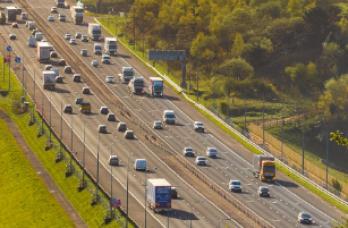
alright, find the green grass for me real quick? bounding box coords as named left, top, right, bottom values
left=276, top=163, right=348, bottom=214
left=96, top=17, right=348, bottom=214
left=0, top=118, right=74, bottom=227
left=0, top=57, right=132, bottom=227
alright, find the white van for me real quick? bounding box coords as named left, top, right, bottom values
left=162, top=110, right=176, bottom=124
left=134, top=159, right=147, bottom=171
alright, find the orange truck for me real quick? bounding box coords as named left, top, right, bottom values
left=253, top=155, right=276, bottom=182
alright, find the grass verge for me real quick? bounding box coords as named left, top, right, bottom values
left=0, top=118, right=74, bottom=227
left=96, top=17, right=348, bottom=214
left=0, top=57, right=131, bottom=227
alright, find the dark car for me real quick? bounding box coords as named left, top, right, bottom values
left=258, top=186, right=270, bottom=197
left=298, top=212, right=313, bottom=224
left=63, top=104, right=73, bottom=114
left=117, top=122, right=127, bottom=132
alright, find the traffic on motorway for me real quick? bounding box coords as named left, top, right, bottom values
left=0, top=1, right=344, bottom=227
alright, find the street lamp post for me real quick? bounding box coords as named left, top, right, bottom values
left=56, top=102, right=64, bottom=163
left=109, top=143, right=114, bottom=218
left=92, top=133, right=100, bottom=205
left=126, top=152, right=130, bottom=228
left=78, top=122, right=87, bottom=191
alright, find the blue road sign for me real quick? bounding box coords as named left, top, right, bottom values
left=148, top=50, right=186, bottom=61
left=15, top=56, right=21, bottom=64
left=6, top=45, right=12, bottom=52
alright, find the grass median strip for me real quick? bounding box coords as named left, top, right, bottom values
left=96, top=17, right=348, bottom=214
left=0, top=118, right=74, bottom=227
left=0, top=57, right=130, bottom=227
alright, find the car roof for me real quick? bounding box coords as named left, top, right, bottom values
left=230, top=179, right=241, bottom=183
left=164, top=110, right=174, bottom=113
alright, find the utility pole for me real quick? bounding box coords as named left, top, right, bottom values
left=109, top=143, right=114, bottom=219
left=302, top=125, right=305, bottom=175
left=262, top=96, right=265, bottom=146
left=144, top=169, right=147, bottom=228
left=92, top=133, right=100, bottom=205
left=126, top=152, right=130, bottom=228
left=48, top=92, right=52, bottom=148
left=56, top=102, right=63, bottom=163
left=244, top=100, right=247, bottom=134
left=195, top=73, right=199, bottom=101
left=33, top=71, right=36, bottom=102
left=8, top=51, right=11, bottom=92
left=39, top=93, right=44, bottom=136
left=325, top=123, right=329, bottom=189
left=78, top=122, right=87, bottom=190
left=280, top=118, right=284, bottom=161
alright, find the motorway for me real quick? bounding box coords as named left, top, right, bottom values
left=0, top=3, right=240, bottom=228
left=2, top=0, right=346, bottom=227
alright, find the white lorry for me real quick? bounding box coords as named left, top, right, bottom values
left=147, top=178, right=172, bottom=212
left=42, top=70, right=56, bottom=90
left=119, top=67, right=135, bottom=83
left=37, top=42, right=53, bottom=63
left=104, top=37, right=117, bottom=55
left=70, top=5, right=83, bottom=25
left=88, top=23, right=102, bottom=41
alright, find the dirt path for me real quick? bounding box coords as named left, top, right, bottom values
left=0, top=110, right=87, bottom=228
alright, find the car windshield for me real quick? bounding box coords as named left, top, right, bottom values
left=124, top=69, right=134, bottom=76
left=185, top=148, right=193, bottom=152
left=263, top=166, right=275, bottom=172
left=165, top=113, right=175, bottom=118
left=198, top=157, right=206, bottom=161
left=195, top=122, right=203, bottom=126
left=209, top=148, right=217, bottom=152
left=301, top=213, right=311, bottom=219
left=153, top=80, right=163, bottom=86
left=231, top=181, right=240, bottom=185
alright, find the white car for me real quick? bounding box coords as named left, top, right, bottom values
left=109, top=155, right=119, bottom=166
left=298, top=212, right=313, bottom=224
left=69, top=38, right=76, bottom=45
left=183, top=147, right=195, bottom=157
left=134, top=159, right=147, bottom=171
left=162, top=110, right=176, bottom=124
left=64, top=33, right=71, bottom=40
left=91, top=59, right=98, bottom=67
left=194, top=121, right=205, bottom=133
left=153, top=120, right=163, bottom=129
left=47, top=15, right=54, bottom=22
left=9, top=33, right=16, bottom=40
left=105, top=75, right=115, bottom=83
left=50, top=7, right=58, bottom=13
left=229, top=179, right=242, bottom=193
left=206, top=147, right=218, bottom=158
left=195, top=156, right=207, bottom=166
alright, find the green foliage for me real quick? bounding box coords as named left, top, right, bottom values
left=332, top=179, right=342, bottom=193
left=318, top=75, right=348, bottom=120
left=330, top=130, right=348, bottom=147
left=216, top=58, right=254, bottom=80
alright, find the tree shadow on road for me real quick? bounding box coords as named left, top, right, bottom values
left=159, top=208, right=198, bottom=221
left=275, top=179, right=299, bottom=188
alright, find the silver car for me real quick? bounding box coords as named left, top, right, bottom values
left=194, top=121, right=205, bottom=133
left=91, top=59, right=98, bottom=67
left=183, top=147, right=195, bottom=157
left=195, top=156, right=207, bottom=166
left=153, top=120, right=163, bottom=129
left=229, top=180, right=242, bottom=193
left=47, top=15, right=54, bottom=22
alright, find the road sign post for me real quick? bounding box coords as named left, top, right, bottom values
left=148, top=50, right=187, bottom=89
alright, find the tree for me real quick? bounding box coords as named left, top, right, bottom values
left=216, top=58, right=254, bottom=80
left=231, top=33, right=245, bottom=57
left=190, top=32, right=218, bottom=70
left=330, top=130, right=348, bottom=147
left=318, top=75, right=348, bottom=120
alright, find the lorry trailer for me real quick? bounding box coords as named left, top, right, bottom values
left=37, top=41, right=53, bottom=63
left=147, top=178, right=172, bottom=212
left=70, top=5, right=83, bottom=25
left=42, top=70, right=56, bottom=90
left=88, top=23, right=102, bottom=41
left=104, top=37, right=117, bottom=55
left=149, top=77, right=164, bottom=97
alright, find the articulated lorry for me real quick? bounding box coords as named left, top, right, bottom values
left=88, top=23, right=102, bottom=41
left=147, top=178, right=171, bottom=212
left=104, top=37, right=117, bottom=55
left=149, top=77, right=164, bottom=97
left=5, top=6, right=21, bottom=22
left=37, top=42, right=53, bottom=63
left=128, top=76, right=145, bottom=94
left=70, top=5, right=83, bottom=25
left=42, top=70, right=56, bottom=90
left=253, top=155, right=276, bottom=182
